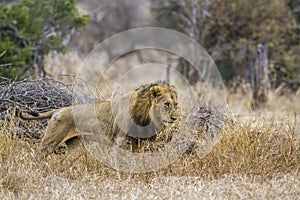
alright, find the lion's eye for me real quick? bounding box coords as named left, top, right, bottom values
left=165, top=102, right=170, bottom=108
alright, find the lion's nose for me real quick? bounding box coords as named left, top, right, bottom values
left=171, top=116, right=177, bottom=121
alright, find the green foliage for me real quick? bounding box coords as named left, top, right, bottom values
left=0, top=0, right=89, bottom=79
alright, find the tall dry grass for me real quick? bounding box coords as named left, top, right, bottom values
left=1, top=94, right=299, bottom=199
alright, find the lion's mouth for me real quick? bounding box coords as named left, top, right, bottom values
left=163, top=120, right=175, bottom=125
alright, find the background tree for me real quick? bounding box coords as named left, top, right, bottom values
left=151, top=0, right=213, bottom=84
left=0, top=0, right=89, bottom=79
left=71, top=0, right=149, bottom=55
left=150, top=0, right=300, bottom=91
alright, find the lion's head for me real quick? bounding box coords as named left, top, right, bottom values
left=129, top=83, right=181, bottom=131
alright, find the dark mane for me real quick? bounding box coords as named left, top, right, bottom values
left=130, top=82, right=172, bottom=126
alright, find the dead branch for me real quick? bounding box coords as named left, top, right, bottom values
left=0, top=76, right=99, bottom=114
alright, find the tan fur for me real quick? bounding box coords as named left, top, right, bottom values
left=17, top=83, right=181, bottom=156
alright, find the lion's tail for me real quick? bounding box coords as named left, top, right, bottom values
left=15, top=107, right=57, bottom=120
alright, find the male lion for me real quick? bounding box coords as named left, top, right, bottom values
left=17, top=83, right=181, bottom=156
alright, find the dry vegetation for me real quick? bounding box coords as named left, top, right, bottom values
left=0, top=51, right=299, bottom=198
left=1, top=52, right=300, bottom=199
left=1, top=0, right=299, bottom=198
left=0, top=89, right=299, bottom=199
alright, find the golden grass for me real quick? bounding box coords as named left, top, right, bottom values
left=2, top=41, right=299, bottom=198
left=1, top=98, right=299, bottom=199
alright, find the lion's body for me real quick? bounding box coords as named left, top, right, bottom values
left=18, top=83, right=181, bottom=156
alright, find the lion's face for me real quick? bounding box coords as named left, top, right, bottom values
left=148, top=85, right=181, bottom=129
left=129, top=83, right=181, bottom=135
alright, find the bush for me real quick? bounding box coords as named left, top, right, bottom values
left=0, top=0, right=89, bottom=79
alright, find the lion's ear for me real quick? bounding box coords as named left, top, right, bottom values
left=150, top=86, right=163, bottom=99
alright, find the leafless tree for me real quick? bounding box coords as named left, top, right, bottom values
left=251, top=44, right=270, bottom=108
left=73, top=0, right=150, bottom=55
left=152, top=0, right=212, bottom=84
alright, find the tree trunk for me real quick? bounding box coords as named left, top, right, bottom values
left=251, top=44, right=270, bottom=108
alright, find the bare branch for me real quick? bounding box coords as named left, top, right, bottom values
left=0, top=77, right=100, bottom=114
left=0, top=50, right=6, bottom=58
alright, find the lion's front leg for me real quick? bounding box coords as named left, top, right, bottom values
left=39, top=111, right=76, bottom=157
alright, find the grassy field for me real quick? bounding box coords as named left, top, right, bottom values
left=0, top=88, right=299, bottom=199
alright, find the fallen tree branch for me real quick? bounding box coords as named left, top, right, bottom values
left=0, top=76, right=98, bottom=113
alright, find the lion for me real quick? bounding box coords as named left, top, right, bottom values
left=17, top=82, right=181, bottom=156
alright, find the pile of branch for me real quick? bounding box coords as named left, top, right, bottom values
left=0, top=77, right=73, bottom=113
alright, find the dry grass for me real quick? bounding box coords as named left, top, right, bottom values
left=1, top=91, right=299, bottom=199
